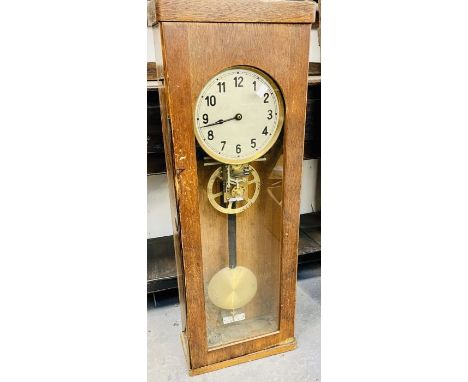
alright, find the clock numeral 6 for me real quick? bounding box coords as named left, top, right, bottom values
left=205, top=95, right=216, bottom=107
left=208, top=130, right=214, bottom=140
left=236, top=144, right=242, bottom=154
left=251, top=138, right=257, bottom=148
left=202, top=113, right=209, bottom=124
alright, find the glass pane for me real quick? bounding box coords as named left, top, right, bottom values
left=197, top=137, right=283, bottom=348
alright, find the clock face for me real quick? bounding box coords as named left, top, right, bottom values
left=194, top=66, right=284, bottom=164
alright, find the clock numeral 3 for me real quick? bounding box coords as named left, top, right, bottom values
left=267, top=110, right=273, bottom=120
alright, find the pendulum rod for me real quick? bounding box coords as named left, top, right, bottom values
left=228, top=203, right=237, bottom=269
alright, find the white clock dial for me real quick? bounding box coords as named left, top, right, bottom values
left=194, top=66, right=284, bottom=164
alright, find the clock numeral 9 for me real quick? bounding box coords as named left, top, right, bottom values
left=217, top=82, right=225, bottom=93
left=251, top=138, right=257, bottom=148
left=236, top=144, right=242, bottom=154
left=202, top=113, right=209, bottom=124
left=263, top=93, right=269, bottom=103
left=205, top=95, right=216, bottom=107
left=234, top=76, right=244, bottom=88
left=208, top=130, right=214, bottom=140
left=267, top=110, right=273, bottom=120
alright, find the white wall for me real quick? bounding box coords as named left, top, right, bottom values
left=300, top=159, right=320, bottom=214
left=309, top=29, right=321, bottom=62
left=147, top=27, right=163, bottom=64
left=147, top=175, right=173, bottom=238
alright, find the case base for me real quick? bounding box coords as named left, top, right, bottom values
left=180, top=332, right=297, bottom=376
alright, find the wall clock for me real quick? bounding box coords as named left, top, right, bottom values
left=194, top=66, right=284, bottom=165
left=148, top=0, right=316, bottom=375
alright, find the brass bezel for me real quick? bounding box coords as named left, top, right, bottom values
left=194, top=65, right=285, bottom=165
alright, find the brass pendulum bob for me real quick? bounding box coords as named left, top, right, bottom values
left=208, top=201, right=258, bottom=310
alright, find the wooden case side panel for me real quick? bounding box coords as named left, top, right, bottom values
left=278, top=25, right=311, bottom=342
left=157, top=85, right=187, bottom=331
left=156, top=0, right=316, bottom=24
left=159, top=23, right=208, bottom=369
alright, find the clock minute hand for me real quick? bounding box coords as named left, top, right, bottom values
left=202, top=113, right=242, bottom=128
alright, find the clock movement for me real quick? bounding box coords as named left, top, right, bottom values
left=148, top=0, right=316, bottom=375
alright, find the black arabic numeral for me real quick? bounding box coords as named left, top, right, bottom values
left=263, top=93, right=270, bottom=103
left=262, top=126, right=268, bottom=135
left=253, top=80, right=257, bottom=91
left=267, top=110, right=273, bottom=120
left=221, top=141, right=226, bottom=151
left=234, top=76, right=244, bottom=87
left=217, top=82, right=225, bottom=93
left=202, top=113, right=208, bottom=124
left=205, top=95, right=216, bottom=107
left=236, top=144, right=242, bottom=154
left=251, top=138, right=257, bottom=148
left=208, top=130, right=214, bottom=140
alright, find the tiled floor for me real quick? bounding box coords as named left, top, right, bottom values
left=147, top=262, right=321, bottom=381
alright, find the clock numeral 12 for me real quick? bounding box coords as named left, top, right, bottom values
left=234, top=76, right=244, bottom=87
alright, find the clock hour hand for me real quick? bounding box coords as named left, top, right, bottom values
left=202, top=113, right=242, bottom=128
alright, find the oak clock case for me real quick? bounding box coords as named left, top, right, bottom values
left=194, top=66, right=285, bottom=348
left=151, top=0, right=315, bottom=374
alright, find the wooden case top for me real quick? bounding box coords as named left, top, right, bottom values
left=150, top=0, right=317, bottom=24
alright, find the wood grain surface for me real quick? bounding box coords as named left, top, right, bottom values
left=158, top=84, right=188, bottom=331
left=156, top=0, right=316, bottom=24
left=183, top=332, right=297, bottom=376
left=158, top=20, right=310, bottom=370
